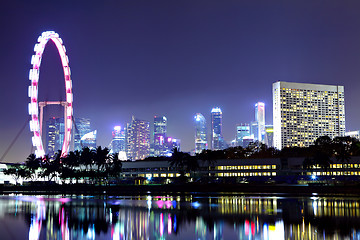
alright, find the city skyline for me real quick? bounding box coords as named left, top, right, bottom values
left=1, top=1, right=360, bottom=162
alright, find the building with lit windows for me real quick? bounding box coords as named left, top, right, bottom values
left=80, top=130, right=97, bottom=149
left=195, top=113, right=207, bottom=154
left=273, top=81, right=345, bottom=149
left=211, top=107, right=225, bottom=150
left=45, top=117, right=64, bottom=156
left=110, top=126, right=126, bottom=154
left=73, top=118, right=92, bottom=151
left=236, top=124, right=250, bottom=147
left=255, top=102, right=265, bottom=142
left=126, top=116, right=150, bottom=160
left=153, top=116, right=167, bottom=156
left=264, top=125, right=274, bottom=147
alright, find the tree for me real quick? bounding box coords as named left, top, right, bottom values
left=3, top=164, right=29, bottom=184
left=25, top=153, right=42, bottom=181
left=93, top=146, right=110, bottom=185
left=333, top=136, right=352, bottom=163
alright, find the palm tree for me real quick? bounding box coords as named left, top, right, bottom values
left=25, top=153, right=42, bottom=181
left=93, top=146, right=110, bottom=185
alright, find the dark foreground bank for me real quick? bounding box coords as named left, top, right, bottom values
left=1, top=183, right=360, bottom=196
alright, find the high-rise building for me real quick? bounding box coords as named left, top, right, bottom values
left=211, top=107, right=224, bottom=150
left=250, top=121, right=258, bottom=141
left=194, top=113, right=207, bottom=154
left=153, top=116, right=167, bottom=156
left=45, top=117, right=64, bottom=156
left=264, top=125, right=274, bottom=147
left=273, top=81, right=345, bottom=149
left=126, top=116, right=150, bottom=160
left=236, top=124, right=250, bottom=147
left=81, top=130, right=97, bottom=149
left=255, top=102, right=265, bottom=142
left=110, top=125, right=126, bottom=154
left=164, top=137, right=181, bottom=156
left=73, top=118, right=92, bottom=151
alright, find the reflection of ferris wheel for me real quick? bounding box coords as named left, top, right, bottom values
left=28, top=31, right=73, bottom=158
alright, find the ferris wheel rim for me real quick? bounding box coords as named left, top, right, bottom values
left=28, top=31, right=73, bottom=158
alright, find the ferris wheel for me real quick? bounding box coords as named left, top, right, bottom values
left=28, top=31, right=73, bottom=158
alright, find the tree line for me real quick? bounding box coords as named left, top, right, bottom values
left=4, top=146, right=122, bottom=185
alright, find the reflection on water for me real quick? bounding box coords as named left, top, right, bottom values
left=0, top=194, right=360, bottom=239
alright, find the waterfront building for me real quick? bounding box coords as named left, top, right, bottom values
left=194, top=113, right=207, bottom=154
left=110, top=125, right=126, bottom=154
left=255, top=102, right=265, bottom=142
left=153, top=116, right=167, bottom=157
left=236, top=124, right=250, bottom=147
left=120, top=156, right=360, bottom=181
left=73, top=118, right=92, bottom=151
left=126, top=116, right=150, bottom=160
left=273, top=81, right=345, bottom=149
left=211, top=107, right=225, bottom=150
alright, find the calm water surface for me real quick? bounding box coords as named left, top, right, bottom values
left=0, top=193, right=359, bottom=239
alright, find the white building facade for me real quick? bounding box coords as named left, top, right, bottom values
left=273, top=81, right=345, bottom=149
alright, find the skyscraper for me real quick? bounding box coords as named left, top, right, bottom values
left=110, top=125, right=126, bottom=154
left=45, top=117, right=64, bottom=156
left=81, top=130, right=97, bottom=149
left=194, top=113, right=207, bottom=154
left=211, top=107, right=224, bottom=150
left=236, top=124, right=250, bottom=147
left=73, top=118, right=92, bottom=151
left=153, top=115, right=167, bottom=156
left=255, top=102, right=265, bottom=142
left=273, top=81, right=345, bottom=149
left=126, top=116, right=150, bottom=160
left=264, top=125, right=274, bottom=147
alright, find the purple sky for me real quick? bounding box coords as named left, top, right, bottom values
left=1, top=1, right=360, bottom=163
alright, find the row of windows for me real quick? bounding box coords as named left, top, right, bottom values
left=216, top=165, right=277, bottom=170
left=308, top=171, right=360, bottom=176
left=217, top=172, right=276, bottom=177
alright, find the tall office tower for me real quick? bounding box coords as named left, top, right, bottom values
left=164, top=137, right=181, bottom=155
left=236, top=124, right=250, bottom=147
left=211, top=107, right=224, bottom=150
left=153, top=116, right=167, bottom=156
left=81, top=130, right=97, bottom=149
left=45, top=117, right=64, bottom=156
left=73, top=118, right=91, bottom=151
left=126, top=116, right=150, bottom=160
left=264, top=125, right=274, bottom=147
left=273, top=81, right=345, bottom=149
left=194, top=113, right=207, bottom=154
left=110, top=126, right=126, bottom=153
left=250, top=121, right=259, bottom=141
left=255, top=102, right=266, bottom=142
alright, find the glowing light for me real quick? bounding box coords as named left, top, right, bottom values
left=311, top=175, right=317, bottom=180
left=28, top=31, right=73, bottom=158
left=211, top=107, right=222, bottom=113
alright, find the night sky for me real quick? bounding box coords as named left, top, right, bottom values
left=1, top=0, right=360, bottom=163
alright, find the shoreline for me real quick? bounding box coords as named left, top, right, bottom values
left=1, top=183, right=360, bottom=196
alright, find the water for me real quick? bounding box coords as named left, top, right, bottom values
left=0, top=193, right=360, bottom=239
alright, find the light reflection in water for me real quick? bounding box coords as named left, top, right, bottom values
left=0, top=195, right=359, bottom=239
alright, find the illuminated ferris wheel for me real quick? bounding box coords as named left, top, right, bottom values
left=28, top=31, right=73, bottom=158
